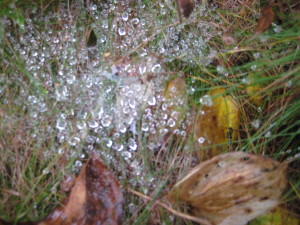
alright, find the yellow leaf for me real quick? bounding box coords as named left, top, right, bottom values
left=249, top=207, right=300, bottom=225
left=194, top=87, right=239, bottom=161
left=245, top=74, right=263, bottom=105
left=163, top=77, right=188, bottom=129
left=168, top=152, right=288, bottom=225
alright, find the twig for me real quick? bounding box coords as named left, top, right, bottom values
left=128, top=188, right=212, bottom=225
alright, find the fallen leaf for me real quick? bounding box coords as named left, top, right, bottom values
left=39, top=153, right=123, bottom=225
left=178, top=0, right=195, bottom=18
left=222, top=34, right=235, bottom=46
left=164, top=77, right=188, bottom=127
left=249, top=207, right=300, bottom=225
left=169, top=152, right=287, bottom=225
left=255, top=5, right=275, bottom=35
left=194, top=87, right=239, bottom=161
left=245, top=74, right=263, bottom=105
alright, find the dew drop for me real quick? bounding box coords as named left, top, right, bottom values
left=74, top=160, right=82, bottom=168
left=42, top=169, right=50, bottom=175
left=118, top=123, right=127, bottom=133
left=101, top=115, right=112, bottom=127
left=68, top=136, right=80, bottom=146
left=122, top=151, right=132, bottom=160
left=128, top=138, right=137, bottom=151
left=200, top=95, right=213, bottom=107
left=115, top=143, right=124, bottom=152
left=122, top=12, right=129, bottom=21
left=88, top=120, right=99, bottom=129
left=104, top=138, right=113, bottom=148
left=148, top=96, right=156, bottom=106
left=251, top=119, right=260, bottom=129
left=56, top=118, right=67, bottom=131
left=198, top=137, right=206, bottom=144
left=167, top=118, right=176, bottom=127
left=151, top=64, right=161, bottom=73
left=118, top=27, right=126, bottom=36
left=141, top=122, right=149, bottom=132
left=132, top=18, right=139, bottom=24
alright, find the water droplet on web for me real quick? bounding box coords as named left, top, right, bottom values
left=115, top=143, right=124, bottom=152
left=162, top=103, right=167, bottom=111
left=148, top=96, right=156, bottom=106
left=159, top=47, right=165, bottom=53
left=142, top=122, right=149, bottom=132
left=251, top=64, right=257, bottom=71
left=173, top=129, right=180, bottom=135
left=253, top=52, right=260, bottom=59
left=74, top=160, right=82, bottom=168
left=57, top=148, right=64, bottom=154
left=251, top=119, right=260, bottom=129
left=122, top=151, right=132, bottom=160
left=180, top=130, right=186, bottom=137
left=101, top=115, right=112, bottom=127
left=118, top=27, right=126, bottom=36
left=122, top=12, right=129, bottom=21
left=128, top=138, right=137, bottom=151
left=150, top=127, right=156, bottom=134
left=160, top=128, right=169, bottom=135
left=198, top=137, right=206, bottom=144
left=285, top=80, right=292, bottom=88
left=217, top=161, right=226, bottom=168
left=88, top=120, right=99, bottom=129
left=104, top=138, right=113, bottom=148
left=132, top=18, right=139, bottom=24
left=217, top=65, right=225, bottom=75
left=42, top=169, right=50, bottom=175
left=129, top=99, right=136, bottom=109
left=167, top=118, right=176, bottom=127
left=151, top=64, right=161, bottom=73
left=69, top=136, right=80, bottom=146
left=265, top=131, right=271, bottom=138
left=200, top=95, right=213, bottom=107
left=139, top=65, right=147, bottom=74
left=123, top=106, right=130, bottom=114
left=118, top=123, right=127, bottom=133
left=56, top=118, right=67, bottom=131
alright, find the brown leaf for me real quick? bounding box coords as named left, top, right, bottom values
left=255, top=5, right=275, bottom=35
left=39, top=153, right=123, bottom=225
left=169, top=152, right=287, bottom=225
left=179, top=0, right=195, bottom=18
left=221, top=34, right=235, bottom=46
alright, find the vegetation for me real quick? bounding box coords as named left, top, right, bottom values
left=0, top=0, right=299, bottom=224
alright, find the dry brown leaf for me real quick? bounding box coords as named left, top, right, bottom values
left=178, top=0, right=195, bottom=18
left=255, top=5, right=275, bottom=35
left=39, top=153, right=123, bottom=225
left=222, top=34, right=235, bottom=46
left=169, top=152, right=287, bottom=225
left=194, top=87, right=239, bottom=161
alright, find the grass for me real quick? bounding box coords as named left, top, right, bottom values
left=0, top=0, right=299, bottom=224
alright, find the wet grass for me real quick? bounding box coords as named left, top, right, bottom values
left=0, top=0, right=300, bottom=224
